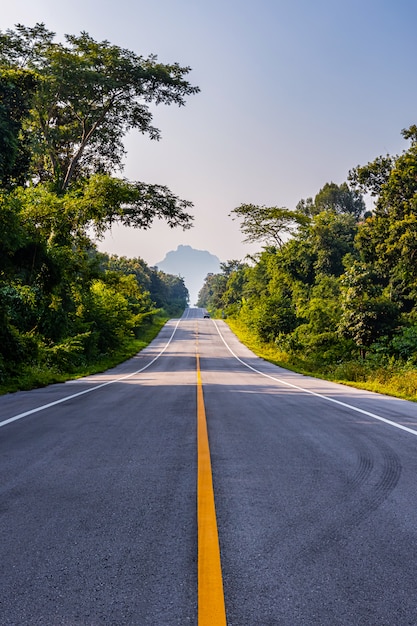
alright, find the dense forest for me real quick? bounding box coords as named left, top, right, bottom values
left=198, top=127, right=417, bottom=399
left=0, top=24, right=197, bottom=391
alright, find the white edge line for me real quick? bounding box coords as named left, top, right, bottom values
left=212, top=320, right=417, bottom=438
left=0, top=318, right=182, bottom=429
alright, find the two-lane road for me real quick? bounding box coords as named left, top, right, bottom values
left=1, top=308, right=417, bottom=624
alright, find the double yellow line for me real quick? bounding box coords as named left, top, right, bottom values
left=196, top=345, right=227, bottom=625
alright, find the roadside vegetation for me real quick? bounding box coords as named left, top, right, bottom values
left=0, top=315, right=168, bottom=395
left=0, top=24, right=198, bottom=393
left=198, top=130, right=417, bottom=402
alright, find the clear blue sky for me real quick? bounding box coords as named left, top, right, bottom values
left=3, top=0, right=417, bottom=264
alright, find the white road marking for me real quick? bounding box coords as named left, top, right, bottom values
left=0, top=318, right=182, bottom=429
left=213, top=320, right=417, bottom=438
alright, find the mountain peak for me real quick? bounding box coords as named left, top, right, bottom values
left=156, top=246, right=221, bottom=305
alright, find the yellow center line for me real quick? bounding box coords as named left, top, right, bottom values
left=196, top=347, right=227, bottom=625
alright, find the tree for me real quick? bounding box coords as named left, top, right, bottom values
left=313, top=182, right=365, bottom=219
left=99, top=254, right=152, bottom=292
left=149, top=270, right=188, bottom=316
left=0, top=26, right=198, bottom=384
left=297, top=182, right=365, bottom=219
left=349, top=126, right=417, bottom=304
left=196, top=260, right=249, bottom=314
left=0, top=68, right=37, bottom=187
left=16, top=174, right=193, bottom=246
left=197, top=272, right=228, bottom=310
left=230, top=203, right=308, bottom=247
left=220, top=261, right=248, bottom=310
left=348, top=155, right=395, bottom=198
left=309, top=211, right=357, bottom=276
left=250, top=294, right=298, bottom=343
left=0, top=24, right=200, bottom=191
left=297, top=275, right=341, bottom=335
left=338, top=261, right=400, bottom=357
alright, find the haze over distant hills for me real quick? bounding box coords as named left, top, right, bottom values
left=156, top=245, right=220, bottom=306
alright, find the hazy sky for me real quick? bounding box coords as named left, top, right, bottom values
left=3, top=0, right=417, bottom=265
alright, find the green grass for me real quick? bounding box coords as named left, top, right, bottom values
left=0, top=317, right=168, bottom=396
left=337, top=368, right=417, bottom=402
left=226, top=318, right=417, bottom=402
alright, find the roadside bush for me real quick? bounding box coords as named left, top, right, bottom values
left=391, top=326, right=417, bottom=362
left=280, top=324, right=355, bottom=366
left=331, top=360, right=368, bottom=382
left=45, top=333, right=90, bottom=372
left=241, top=296, right=298, bottom=343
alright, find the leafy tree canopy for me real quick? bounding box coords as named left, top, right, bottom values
left=310, top=211, right=357, bottom=276
left=14, top=174, right=193, bottom=246
left=0, top=23, right=200, bottom=191
left=349, top=126, right=417, bottom=291
left=297, top=182, right=365, bottom=220
left=0, top=68, right=37, bottom=187
left=230, top=203, right=309, bottom=247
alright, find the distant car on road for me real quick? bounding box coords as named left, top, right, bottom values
left=203, top=312, right=210, bottom=318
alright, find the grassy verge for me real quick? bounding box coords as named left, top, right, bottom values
left=226, top=318, right=417, bottom=402
left=0, top=316, right=168, bottom=396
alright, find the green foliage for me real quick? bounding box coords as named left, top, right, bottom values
left=297, top=275, right=341, bottom=334
left=349, top=155, right=395, bottom=198
left=99, top=253, right=189, bottom=316
left=197, top=272, right=228, bottom=310
left=0, top=245, right=184, bottom=389
left=240, top=295, right=297, bottom=343
left=310, top=211, right=357, bottom=276
left=0, top=23, right=199, bottom=191
left=230, top=203, right=308, bottom=247
left=0, top=316, right=168, bottom=394
left=14, top=175, right=193, bottom=248
left=220, top=133, right=417, bottom=398
left=350, top=126, right=417, bottom=299
left=312, top=182, right=365, bottom=219
left=44, top=333, right=89, bottom=371
left=149, top=270, right=188, bottom=316
left=0, top=23, right=196, bottom=391
left=0, top=190, right=27, bottom=272
left=390, top=326, right=417, bottom=362
left=0, top=68, right=37, bottom=187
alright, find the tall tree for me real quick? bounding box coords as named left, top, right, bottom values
left=0, top=24, right=200, bottom=191
left=309, top=211, right=357, bottom=276
left=0, top=68, right=37, bottom=187
left=16, top=174, right=193, bottom=247
left=338, top=261, right=400, bottom=357
left=230, top=203, right=308, bottom=247
left=297, top=182, right=365, bottom=219
left=313, top=182, right=365, bottom=219
left=349, top=126, right=417, bottom=301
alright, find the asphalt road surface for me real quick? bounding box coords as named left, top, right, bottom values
left=1, top=308, right=417, bottom=625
